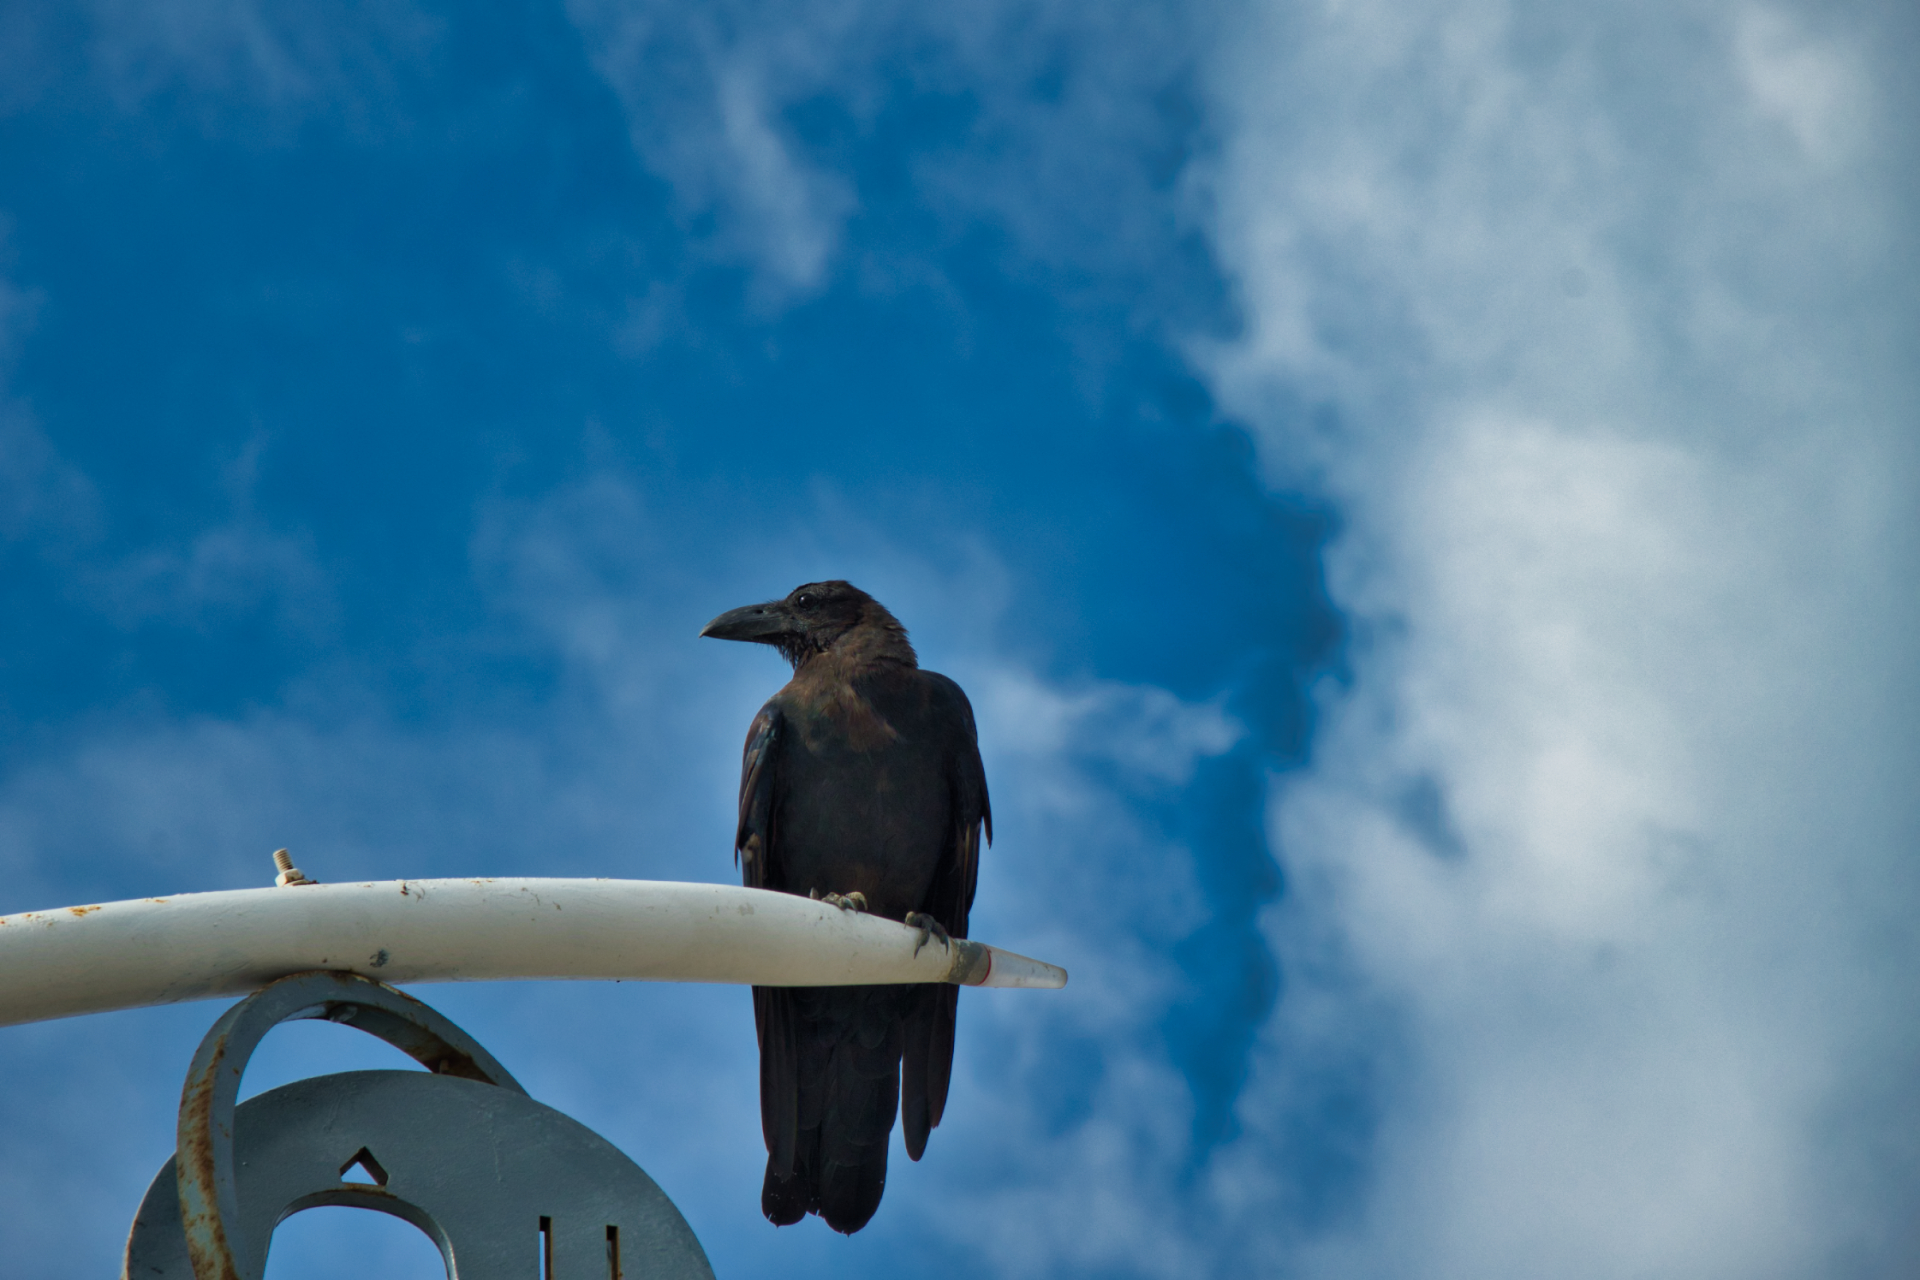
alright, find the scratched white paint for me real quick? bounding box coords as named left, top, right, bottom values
left=0, top=878, right=1066, bottom=1027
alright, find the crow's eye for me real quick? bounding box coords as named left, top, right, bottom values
left=796, top=594, right=814, bottom=608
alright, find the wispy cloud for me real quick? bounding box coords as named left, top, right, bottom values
left=0, top=248, right=99, bottom=550
left=0, top=250, right=334, bottom=636
left=566, top=0, right=1209, bottom=324
left=1200, top=0, right=1920, bottom=1274
left=72, top=435, right=338, bottom=635
left=0, top=0, right=442, bottom=135
left=94, top=0, right=436, bottom=103
left=565, top=0, right=865, bottom=299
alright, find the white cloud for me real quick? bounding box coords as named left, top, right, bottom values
left=1735, top=7, right=1869, bottom=165
left=565, top=0, right=865, bottom=299
left=0, top=403, right=98, bottom=549
left=978, top=668, right=1241, bottom=789
left=86, top=0, right=324, bottom=103
left=1197, top=0, right=1920, bottom=1276
left=0, top=249, right=99, bottom=550
left=0, top=0, right=445, bottom=136
left=77, top=515, right=336, bottom=633
left=0, top=232, right=334, bottom=641
left=566, top=0, right=1205, bottom=323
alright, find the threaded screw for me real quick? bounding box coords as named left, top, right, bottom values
left=272, top=848, right=316, bottom=887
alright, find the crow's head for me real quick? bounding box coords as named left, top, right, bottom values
left=700, top=580, right=914, bottom=669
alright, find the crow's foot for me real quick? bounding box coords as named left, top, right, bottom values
left=904, top=912, right=951, bottom=956
left=815, top=890, right=868, bottom=913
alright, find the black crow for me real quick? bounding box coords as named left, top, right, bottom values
left=702, top=580, right=991, bottom=1234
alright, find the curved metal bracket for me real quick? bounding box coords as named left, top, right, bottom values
left=124, top=969, right=711, bottom=1280
left=124, top=1071, right=713, bottom=1280
left=173, top=971, right=524, bottom=1280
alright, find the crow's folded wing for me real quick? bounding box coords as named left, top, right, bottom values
left=737, top=701, right=799, bottom=1168
left=902, top=672, right=992, bottom=1160
left=735, top=701, right=782, bottom=890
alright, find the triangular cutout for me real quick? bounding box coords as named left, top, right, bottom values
left=339, top=1147, right=390, bottom=1187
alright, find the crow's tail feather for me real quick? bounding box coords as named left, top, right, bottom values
left=759, top=985, right=908, bottom=1234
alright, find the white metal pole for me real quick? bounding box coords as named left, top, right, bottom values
left=0, top=878, right=1067, bottom=1028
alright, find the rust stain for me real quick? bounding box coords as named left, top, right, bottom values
left=67, top=904, right=102, bottom=917
left=178, top=1036, right=239, bottom=1280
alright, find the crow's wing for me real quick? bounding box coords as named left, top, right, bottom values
left=735, top=700, right=782, bottom=890
left=737, top=701, right=800, bottom=1171
left=919, top=670, right=991, bottom=937
left=902, top=671, right=992, bottom=1160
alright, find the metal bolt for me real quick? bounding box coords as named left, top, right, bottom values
left=271, top=849, right=316, bottom=887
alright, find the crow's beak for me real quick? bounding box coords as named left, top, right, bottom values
left=700, top=601, right=792, bottom=643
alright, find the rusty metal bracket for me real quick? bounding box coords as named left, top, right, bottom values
left=171, top=971, right=522, bottom=1280
left=121, top=970, right=712, bottom=1280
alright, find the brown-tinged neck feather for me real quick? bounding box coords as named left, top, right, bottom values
left=805, top=600, right=916, bottom=672
left=785, top=603, right=915, bottom=750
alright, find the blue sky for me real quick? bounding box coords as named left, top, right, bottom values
left=1, top=2, right=1915, bottom=1277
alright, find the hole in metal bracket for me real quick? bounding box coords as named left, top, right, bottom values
left=338, top=1148, right=389, bottom=1187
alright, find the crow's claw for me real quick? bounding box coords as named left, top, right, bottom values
left=819, top=891, right=868, bottom=913
left=904, top=912, right=951, bottom=957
